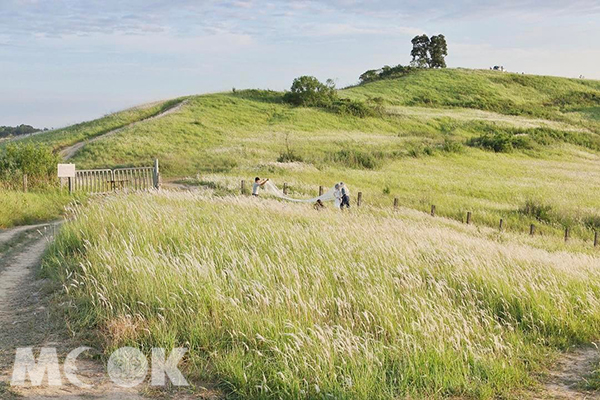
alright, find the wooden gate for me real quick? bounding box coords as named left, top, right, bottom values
left=70, top=160, right=160, bottom=193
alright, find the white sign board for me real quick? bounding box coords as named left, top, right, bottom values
left=57, top=164, right=76, bottom=178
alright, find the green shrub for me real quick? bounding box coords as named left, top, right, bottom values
left=468, top=132, right=533, bottom=152
left=331, top=149, right=380, bottom=169
left=583, top=215, right=600, bottom=230
left=441, top=139, right=464, bottom=153
left=334, top=99, right=376, bottom=118
left=277, top=150, right=303, bottom=163
left=359, top=64, right=418, bottom=83
left=0, top=143, right=59, bottom=189
left=283, top=76, right=377, bottom=118
left=519, top=199, right=553, bottom=223
left=283, top=76, right=337, bottom=107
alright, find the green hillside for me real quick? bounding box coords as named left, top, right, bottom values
left=14, top=69, right=600, bottom=240
left=343, top=69, right=600, bottom=128
left=21, top=68, right=600, bottom=399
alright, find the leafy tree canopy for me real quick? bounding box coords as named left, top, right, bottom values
left=283, top=76, right=338, bottom=107
left=410, top=34, right=447, bottom=68
left=0, top=124, right=43, bottom=138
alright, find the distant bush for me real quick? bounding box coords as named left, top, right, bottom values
left=583, top=215, right=600, bottom=230
left=359, top=64, right=418, bottom=84
left=277, top=150, right=303, bottom=163
left=283, top=76, right=377, bottom=118
left=331, top=149, right=380, bottom=169
left=441, top=139, right=465, bottom=153
left=408, top=144, right=435, bottom=158
left=407, top=139, right=464, bottom=158
left=0, top=124, right=43, bottom=138
left=335, top=98, right=377, bottom=118
left=528, top=127, right=600, bottom=151
left=283, top=76, right=337, bottom=107
left=519, top=199, right=553, bottom=223
left=0, top=143, right=59, bottom=188
left=468, top=132, right=533, bottom=152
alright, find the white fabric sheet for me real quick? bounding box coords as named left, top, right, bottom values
left=262, top=181, right=344, bottom=203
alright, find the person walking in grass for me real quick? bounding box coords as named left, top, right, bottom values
left=340, top=182, right=350, bottom=209
left=333, top=184, right=342, bottom=209
left=252, top=177, right=269, bottom=196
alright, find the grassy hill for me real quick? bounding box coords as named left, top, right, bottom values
left=44, top=191, right=600, bottom=399
left=21, top=68, right=600, bottom=398
left=18, top=68, right=600, bottom=241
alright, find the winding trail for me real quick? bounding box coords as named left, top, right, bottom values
left=0, top=224, right=146, bottom=399
left=537, top=344, right=600, bottom=399
left=0, top=223, right=211, bottom=399
left=60, top=99, right=188, bottom=160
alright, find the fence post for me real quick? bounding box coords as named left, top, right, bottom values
left=153, top=159, right=160, bottom=190
left=466, top=211, right=472, bottom=225
left=241, top=180, right=246, bottom=195
left=68, top=177, right=73, bottom=194
left=564, top=227, right=570, bottom=242
left=499, top=218, right=504, bottom=231
left=283, top=183, right=288, bottom=195
left=595, top=231, right=598, bottom=247
left=430, top=205, right=436, bottom=217
left=22, top=174, right=28, bottom=193
left=319, top=186, right=324, bottom=196
left=393, top=198, right=399, bottom=210
left=530, top=224, right=535, bottom=236
left=357, top=192, right=362, bottom=207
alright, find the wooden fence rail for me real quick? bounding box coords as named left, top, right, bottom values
left=235, top=183, right=598, bottom=248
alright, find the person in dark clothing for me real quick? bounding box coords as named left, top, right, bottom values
left=340, top=182, right=350, bottom=209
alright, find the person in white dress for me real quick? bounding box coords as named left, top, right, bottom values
left=333, top=184, right=342, bottom=209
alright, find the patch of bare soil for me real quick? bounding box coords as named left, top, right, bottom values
left=534, top=344, right=600, bottom=399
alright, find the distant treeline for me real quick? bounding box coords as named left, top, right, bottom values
left=0, top=124, right=45, bottom=139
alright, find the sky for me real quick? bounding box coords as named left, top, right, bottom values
left=1, top=0, right=599, bottom=128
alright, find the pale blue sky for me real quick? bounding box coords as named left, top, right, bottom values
left=1, top=0, right=599, bottom=128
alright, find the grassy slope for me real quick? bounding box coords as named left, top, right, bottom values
left=35, top=69, right=600, bottom=397
left=342, top=69, right=600, bottom=129
left=50, top=69, right=600, bottom=241
left=0, top=99, right=185, bottom=228
left=7, top=98, right=186, bottom=151
left=44, top=192, right=600, bottom=399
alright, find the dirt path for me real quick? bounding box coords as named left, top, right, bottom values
left=0, top=223, right=57, bottom=246
left=535, top=344, right=600, bottom=399
left=59, top=99, right=188, bottom=160
left=0, top=224, right=149, bottom=399
left=0, top=223, right=210, bottom=399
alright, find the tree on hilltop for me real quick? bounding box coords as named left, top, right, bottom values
left=410, top=34, right=447, bottom=68
left=410, top=35, right=431, bottom=68
left=429, top=34, right=448, bottom=68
